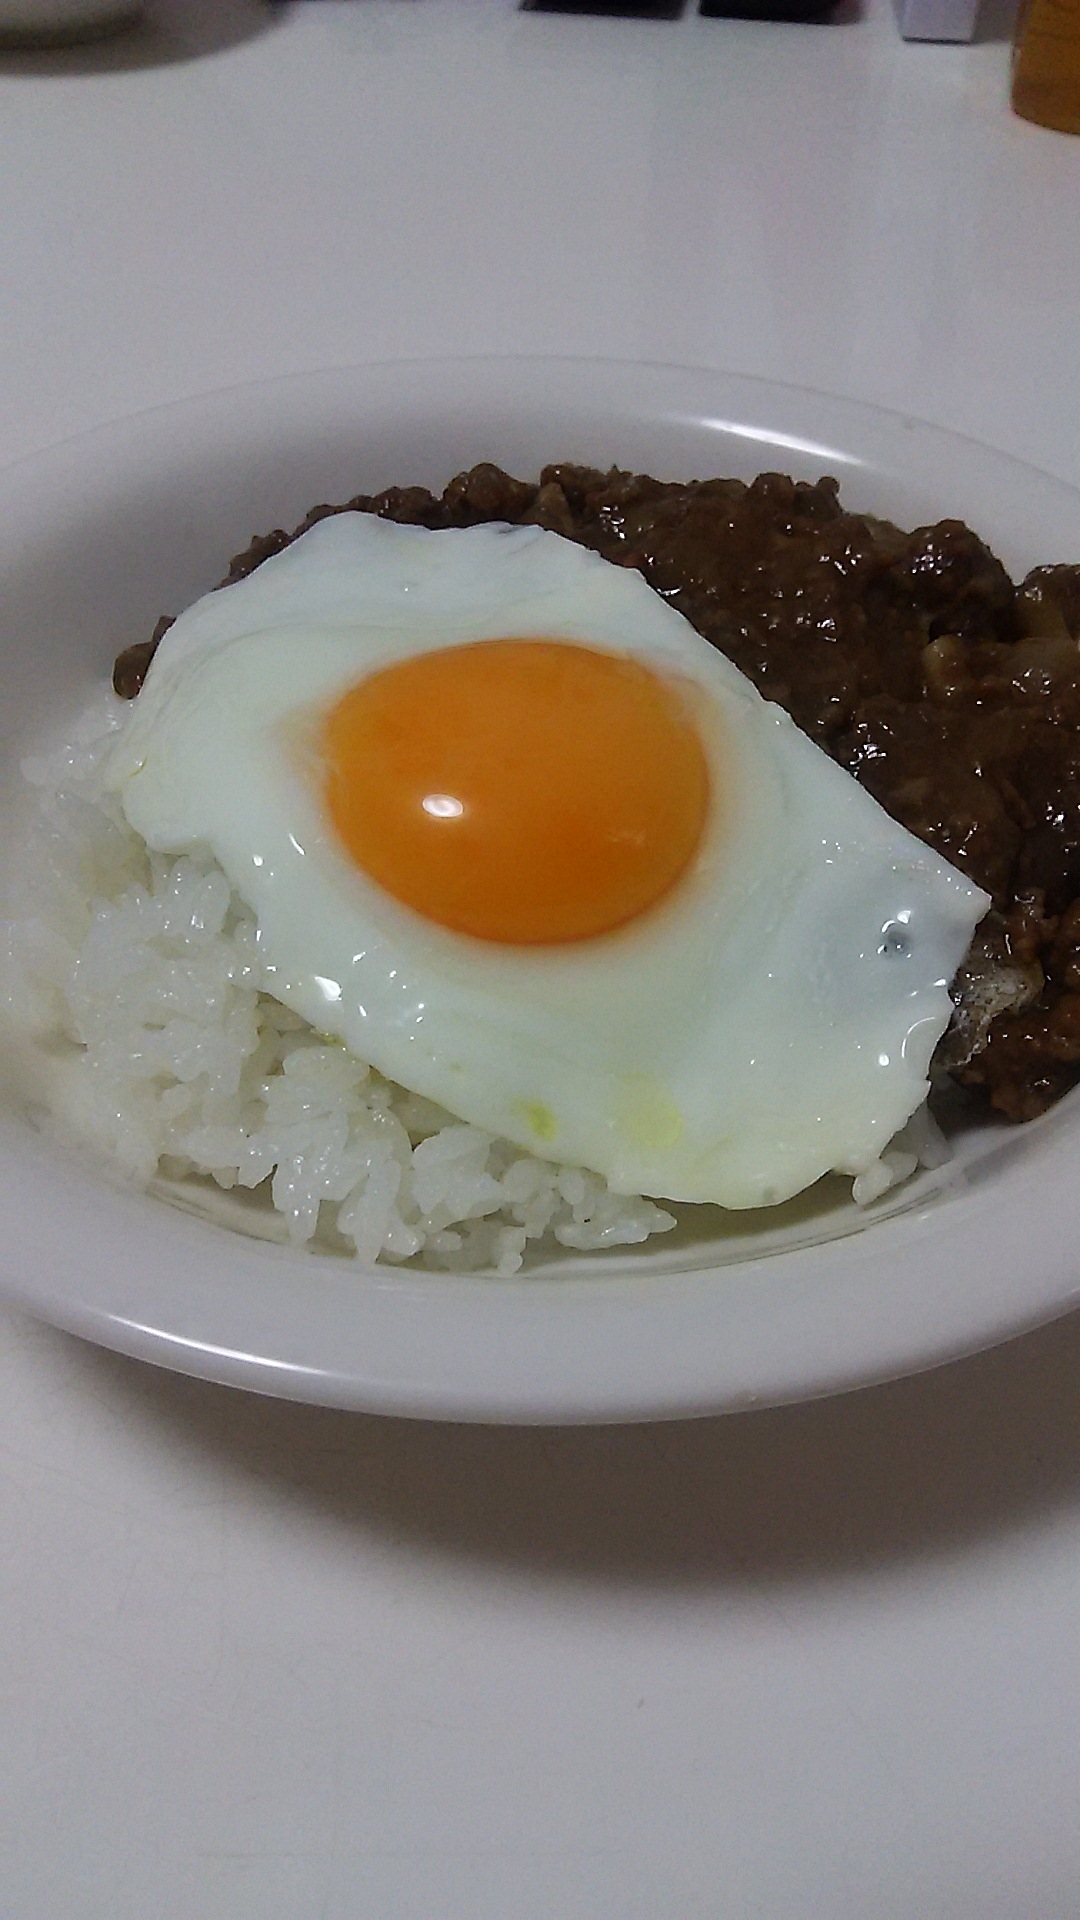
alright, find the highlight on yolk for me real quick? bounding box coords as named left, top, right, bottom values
left=321, top=637, right=712, bottom=944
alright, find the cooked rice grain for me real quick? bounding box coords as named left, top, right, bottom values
left=3, top=690, right=677, bottom=1274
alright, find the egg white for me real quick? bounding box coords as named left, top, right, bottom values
left=106, top=513, right=990, bottom=1209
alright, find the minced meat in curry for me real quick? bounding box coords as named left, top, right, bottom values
left=113, top=462, right=1080, bottom=1126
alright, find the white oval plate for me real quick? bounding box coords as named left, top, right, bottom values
left=2, top=356, right=1080, bottom=1422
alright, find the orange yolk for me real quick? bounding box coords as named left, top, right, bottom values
left=321, top=637, right=711, bottom=945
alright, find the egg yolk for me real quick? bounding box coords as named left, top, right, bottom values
left=321, top=637, right=711, bottom=944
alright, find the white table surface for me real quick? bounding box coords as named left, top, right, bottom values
left=3, top=2, right=1080, bottom=1913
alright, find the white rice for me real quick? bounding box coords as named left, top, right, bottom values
left=1, top=687, right=679, bottom=1275
left=2, top=686, right=945, bottom=1275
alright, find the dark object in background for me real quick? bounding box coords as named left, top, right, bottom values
left=0, top=1, right=142, bottom=44
left=521, top=0, right=835, bottom=17
left=698, top=0, right=834, bottom=16
left=520, top=0, right=685, bottom=15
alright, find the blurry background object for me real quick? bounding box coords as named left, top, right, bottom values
left=0, top=0, right=142, bottom=44
left=1012, top=0, right=1080, bottom=131
left=892, top=0, right=981, bottom=37
left=697, top=0, right=836, bottom=21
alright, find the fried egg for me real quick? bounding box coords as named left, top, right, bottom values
left=105, top=513, right=990, bottom=1210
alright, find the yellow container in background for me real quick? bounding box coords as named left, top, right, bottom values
left=1012, top=0, right=1080, bottom=133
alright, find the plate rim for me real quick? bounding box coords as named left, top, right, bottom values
left=3, top=351, right=1080, bottom=1423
